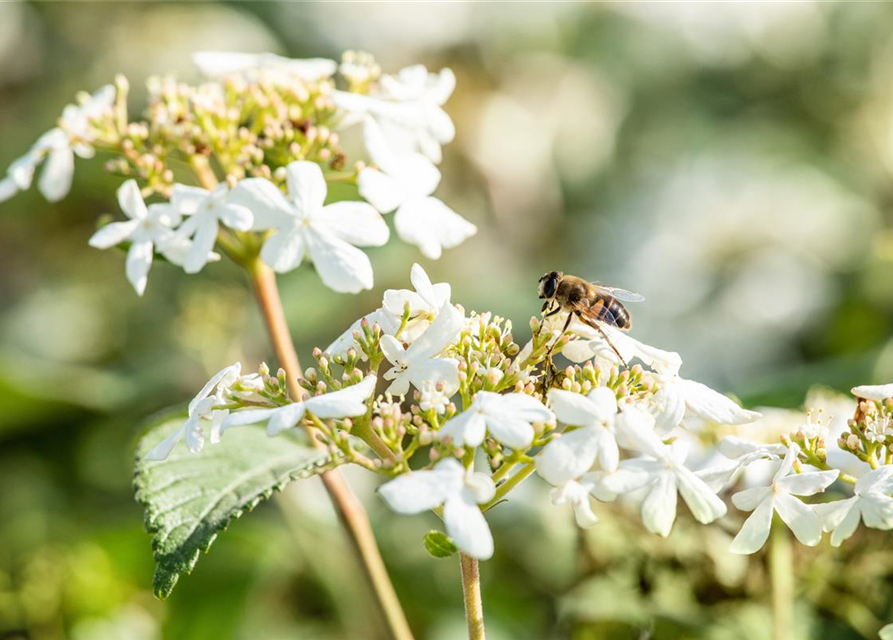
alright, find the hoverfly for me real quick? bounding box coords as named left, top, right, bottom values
left=537, top=271, right=644, bottom=364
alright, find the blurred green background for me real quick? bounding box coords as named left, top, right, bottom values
left=4, top=2, right=893, bottom=639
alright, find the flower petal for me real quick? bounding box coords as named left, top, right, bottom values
left=679, top=378, right=761, bottom=425
left=774, top=492, right=822, bottom=546
left=228, top=178, right=294, bottom=229
left=407, top=301, right=464, bottom=360
left=184, top=216, right=219, bottom=274
left=776, top=469, right=839, bottom=497
left=394, top=196, right=476, bottom=260
left=306, top=227, right=374, bottom=293
left=216, top=202, right=254, bottom=231
left=851, top=383, right=893, bottom=401
left=261, top=228, right=306, bottom=273
left=378, top=458, right=463, bottom=513
left=675, top=465, right=727, bottom=524
left=732, top=486, right=772, bottom=512
left=858, top=493, right=893, bottom=530
left=484, top=414, right=534, bottom=450
left=117, top=180, right=148, bottom=220
left=125, top=239, right=154, bottom=296
left=286, top=161, right=327, bottom=215
left=641, top=471, right=677, bottom=537
left=443, top=494, right=494, bottom=560
left=535, top=427, right=599, bottom=485
left=358, top=167, right=405, bottom=214
left=320, top=201, right=389, bottom=247
left=0, top=176, right=19, bottom=203
left=143, top=423, right=185, bottom=461
left=38, top=147, right=74, bottom=202
left=305, top=376, right=377, bottom=419
left=729, top=496, right=774, bottom=554
left=439, top=409, right=487, bottom=447
left=88, top=219, right=140, bottom=249
left=548, top=389, right=602, bottom=427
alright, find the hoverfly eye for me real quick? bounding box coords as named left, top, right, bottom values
left=544, top=273, right=558, bottom=298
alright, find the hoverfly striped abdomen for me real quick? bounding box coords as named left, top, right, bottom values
left=591, top=295, right=632, bottom=331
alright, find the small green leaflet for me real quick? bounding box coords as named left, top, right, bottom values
left=134, top=413, right=342, bottom=599
left=423, top=530, right=458, bottom=558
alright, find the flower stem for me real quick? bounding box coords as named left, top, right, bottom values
left=459, top=553, right=486, bottom=640
left=769, top=519, right=794, bottom=640
left=248, top=258, right=414, bottom=640
left=192, top=160, right=413, bottom=640
left=483, top=461, right=535, bottom=510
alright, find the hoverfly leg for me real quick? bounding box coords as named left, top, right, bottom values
left=592, top=322, right=628, bottom=368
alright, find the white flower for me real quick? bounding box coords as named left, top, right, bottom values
left=651, top=373, right=762, bottom=433
left=334, top=65, right=455, bottom=164
left=230, top=162, right=388, bottom=293
left=880, top=623, right=893, bottom=640
left=221, top=376, right=377, bottom=436
left=852, top=383, right=893, bottom=401
left=325, top=263, right=451, bottom=357
left=815, top=465, right=893, bottom=546
left=439, top=391, right=554, bottom=449
left=383, top=262, right=451, bottom=316
left=88, top=180, right=203, bottom=295
left=536, top=387, right=619, bottom=484
left=0, top=85, right=115, bottom=203
left=696, top=436, right=788, bottom=492
left=596, top=407, right=728, bottom=537
left=144, top=363, right=242, bottom=460
left=729, top=443, right=839, bottom=554
left=550, top=479, right=599, bottom=528
left=165, top=183, right=254, bottom=273
left=378, top=458, right=495, bottom=559
left=419, top=382, right=449, bottom=415
left=358, top=118, right=476, bottom=260
left=380, top=301, right=464, bottom=396
left=192, top=51, right=337, bottom=83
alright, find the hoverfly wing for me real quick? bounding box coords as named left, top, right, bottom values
left=596, top=286, right=644, bottom=303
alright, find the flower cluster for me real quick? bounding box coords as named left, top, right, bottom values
left=0, top=51, right=476, bottom=294
left=150, top=264, right=807, bottom=561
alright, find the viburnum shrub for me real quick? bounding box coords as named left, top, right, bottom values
left=6, top=49, right=893, bottom=640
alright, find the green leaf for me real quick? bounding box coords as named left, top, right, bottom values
left=134, top=413, right=342, bottom=599
left=423, top=530, right=458, bottom=558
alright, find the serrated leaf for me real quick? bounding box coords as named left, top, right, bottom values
left=423, top=530, right=458, bottom=558
left=134, top=413, right=342, bottom=599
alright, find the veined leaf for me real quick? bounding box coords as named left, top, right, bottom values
left=134, top=413, right=342, bottom=598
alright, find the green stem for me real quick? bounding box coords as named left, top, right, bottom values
left=459, top=553, right=486, bottom=640
left=770, top=519, right=794, bottom=640
left=483, top=462, right=535, bottom=511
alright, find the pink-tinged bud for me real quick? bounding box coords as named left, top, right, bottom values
left=847, top=434, right=860, bottom=450
left=342, top=418, right=353, bottom=431
left=313, top=347, right=322, bottom=358
left=419, top=431, right=433, bottom=446
left=318, top=357, right=329, bottom=370
left=430, top=449, right=441, bottom=461
left=346, top=348, right=357, bottom=359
